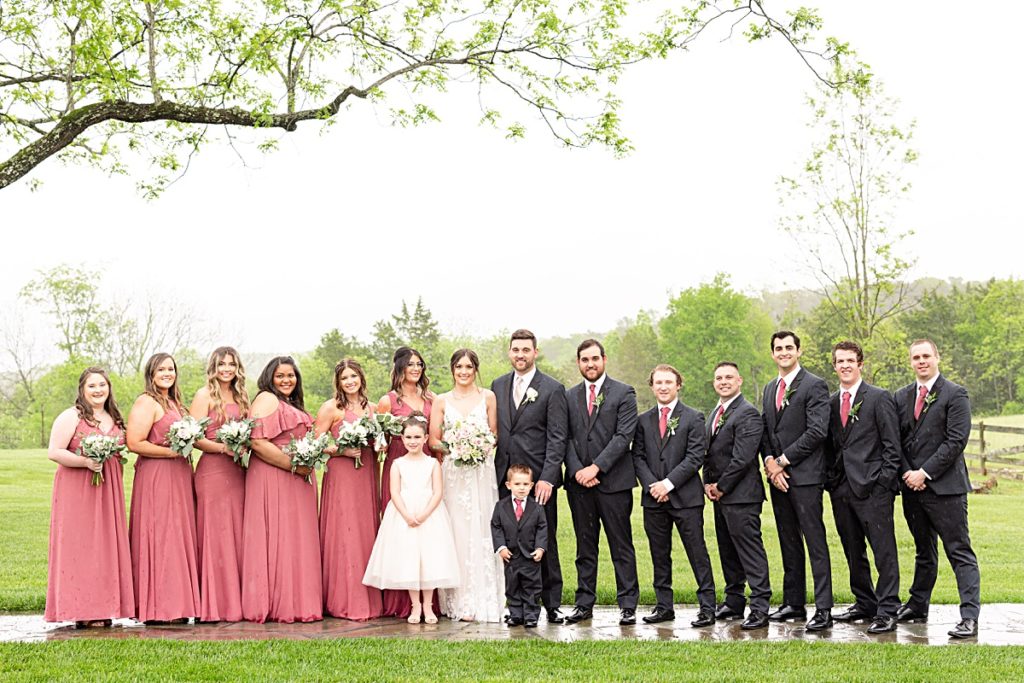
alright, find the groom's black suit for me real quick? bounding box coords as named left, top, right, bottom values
left=491, top=369, right=568, bottom=610
left=564, top=376, right=639, bottom=610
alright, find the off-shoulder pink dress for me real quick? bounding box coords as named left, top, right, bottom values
left=195, top=403, right=245, bottom=622
left=241, top=400, right=322, bottom=623
left=320, top=409, right=383, bottom=620
left=45, top=419, right=135, bottom=622
left=129, top=407, right=201, bottom=622
left=379, top=390, right=435, bottom=618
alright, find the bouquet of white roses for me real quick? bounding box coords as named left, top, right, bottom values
left=77, top=433, right=129, bottom=486
left=283, top=431, right=332, bottom=483
left=372, top=412, right=404, bottom=463
left=216, top=418, right=255, bottom=468
left=168, top=416, right=210, bottom=464
left=335, top=417, right=374, bottom=469
left=442, top=416, right=496, bottom=468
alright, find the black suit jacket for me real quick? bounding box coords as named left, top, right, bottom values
left=703, top=395, right=765, bottom=505
left=565, top=376, right=638, bottom=494
left=893, top=374, right=972, bottom=496
left=491, top=496, right=548, bottom=560
left=825, top=382, right=902, bottom=498
left=491, top=370, right=568, bottom=491
left=760, top=368, right=830, bottom=486
left=632, top=401, right=706, bottom=509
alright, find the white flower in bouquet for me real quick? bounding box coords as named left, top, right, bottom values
left=168, top=416, right=210, bottom=464
left=216, top=418, right=255, bottom=468
left=336, top=418, right=373, bottom=469
left=372, top=412, right=404, bottom=463
left=284, top=431, right=332, bottom=483
left=77, top=433, right=129, bottom=486
left=442, top=416, right=496, bottom=468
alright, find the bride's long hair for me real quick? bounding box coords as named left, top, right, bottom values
left=449, top=348, right=480, bottom=382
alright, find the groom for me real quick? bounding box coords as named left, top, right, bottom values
left=491, top=329, right=569, bottom=623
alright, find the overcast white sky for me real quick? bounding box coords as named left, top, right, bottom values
left=2, top=1, right=1022, bottom=361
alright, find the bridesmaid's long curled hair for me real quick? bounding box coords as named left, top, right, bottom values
left=75, top=366, right=126, bottom=431
left=389, top=346, right=431, bottom=406
left=333, top=358, right=369, bottom=411
left=143, top=352, right=183, bottom=413
left=257, top=356, right=305, bottom=412
left=205, top=346, right=250, bottom=421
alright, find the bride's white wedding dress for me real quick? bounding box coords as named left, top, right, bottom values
left=439, top=394, right=506, bottom=622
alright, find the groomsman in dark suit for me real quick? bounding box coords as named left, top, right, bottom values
left=491, top=329, right=568, bottom=622
left=631, top=364, right=716, bottom=628
left=894, top=339, right=980, bottom=639
left=761, top=330, right=833, bottom=630
left=703, top=362, right=771, bottom=630
left=563, top=339, right=639, bottom=626
left=825, top=341, right=901, bottom=634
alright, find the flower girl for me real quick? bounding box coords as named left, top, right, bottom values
left=362, top=415, right=460, bottom=623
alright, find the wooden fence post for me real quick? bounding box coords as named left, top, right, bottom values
left=979, top=421, right=987, bottom=477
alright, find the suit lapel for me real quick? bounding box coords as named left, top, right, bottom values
left=657, top=403, right=683, bottom=453
left=585, top=382, right=606, bottom=433
left=913, top=375, right=943, bottom=433
left=510, top=371, right=544, bottom=429
left=775, top=369, right=803, bottom=426
left=497, top=373, right=514, bottom=432
left=705, top=406, right=716, bottom=443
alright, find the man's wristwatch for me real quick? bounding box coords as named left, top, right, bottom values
left=774, top=456, right=785, bottom=469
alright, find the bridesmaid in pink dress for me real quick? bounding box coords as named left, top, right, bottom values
left=190, top=346, right=250, bottom=622
left=241, top=356, right=322, bottom=623
left=375, top=346, right=435, bottom=618
left=314, top=358, right=383, bottom=620
left=45, top=366, right=134, bottom=627
left=126, top=353, right=201, bottom=623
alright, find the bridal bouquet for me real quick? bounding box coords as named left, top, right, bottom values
left=216, top=418, right=255, bottom=468
left=442, top=416, right=496, bottom=468
left=372, top=412, right=404, bottom=463
left=168, top=416, right=210, bottom=464
left=284, top=431, right=332, bottom=483
left=335, top=417, right=374, bottom=469
left=77, top=434, right=129, bottom=486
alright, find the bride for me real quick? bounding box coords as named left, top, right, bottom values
left=429, top=348, right=505, bottom=622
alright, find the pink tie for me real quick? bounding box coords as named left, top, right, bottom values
left=588, top=384, right=597, bottom=415
left=712, top=405, right=724, bottom=433
left=914, top=385, right=929, bottom=420
left=659, top=406, right=670, bottom=438
left=775, top=378, right=787, bottom=411
left=514, top=498, right=523, bottom=521
left=840, top=391, right=851, bottom=427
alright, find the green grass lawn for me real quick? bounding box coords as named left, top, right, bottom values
left=3, top=448, right=1023, bottom=612
left=2, top=640, right=1024, bottom=681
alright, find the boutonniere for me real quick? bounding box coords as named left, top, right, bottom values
left=715, top=410, right=729, bottom=431
left=523, top=387, right=538, bottom=405
left=593, top=392, right=606, bottom=412
left=847, top=400, right=863, bottom=423
left=922, top=391, right=938, bottom=414
left=781, top=386, right=796, bottom=409
left=666, top=416, right=680, bottom=436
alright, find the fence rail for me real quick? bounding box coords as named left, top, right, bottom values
left=965, top=421, right=1024, bottom=477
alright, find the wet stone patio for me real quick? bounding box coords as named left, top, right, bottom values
left=3, top=605, right=1022, bottom=646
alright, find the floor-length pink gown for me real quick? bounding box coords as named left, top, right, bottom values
left=45, top=419, right=135, bottom=622
left=379, top=390, right=435, bottom=618
left=241, top=400, right=322, bottom=623
left=320, top=409, right=383, bottom=620
left=129, top=407, right=201, bottom=622
left=195, top=403, right=245, bottom=622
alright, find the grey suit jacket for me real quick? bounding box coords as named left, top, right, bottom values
left=491, top=370, right=568, bottom=489
left=893, top=374, right=972, bottom=496
left=565, top=376, right=638, bottom=494
left=632, top=401, right=706, bottom=509
left=760, top=367, right=830, bottom=487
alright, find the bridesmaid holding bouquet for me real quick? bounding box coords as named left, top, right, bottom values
left=190, top=346, right=250, bottom=622
left=241, top=356, right=322, bottom=623
left=45, top=366, right=134, bottom=627
left=314, top=358, right=383, bottom=620
left=126, top=353, right=201, bottom=624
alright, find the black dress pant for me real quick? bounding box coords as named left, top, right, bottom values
left=769, top=483, right=833, bottom=609
left=505, top=558, right=543, bottom=621
left=714, top=501, right=771, bottom=614
left=642, top=504, right=716, bottom=611
left=566, top=485, right=639, bottom=610
left=901, top=489, right=981, bottom=620
left=830, top=481, right=900, bottom=617
left=540, top=488, right=563, bottom=611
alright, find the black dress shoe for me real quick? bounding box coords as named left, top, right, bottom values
left=768, top=605, right=807, bottom=622
left=867, top=615, right=897, bottom=634
left=690, top=608, right=716, bottom=628
left=642, top=607, right=675, bottom=624
left=895, top=604, right=928, bottom=623
left=741, top=610, right=769, bottom=630
left=619, top=609, right=636, bottom=626
left=507, top=616, right=524, bottom=627
left=546, top=609, right=564, bottom=624
left=833, top=605, right=872, bottom=622
left=948, top=618, right=978, bottom=639
left=564, top=607, right=593, bottom=625
left=805, top=608, right=832, bottom=631
left=715, top=604, right=744, bottom=620
left=503, top=614, right=512, bottom=624
left=524, top=618, right=538, bottom=628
